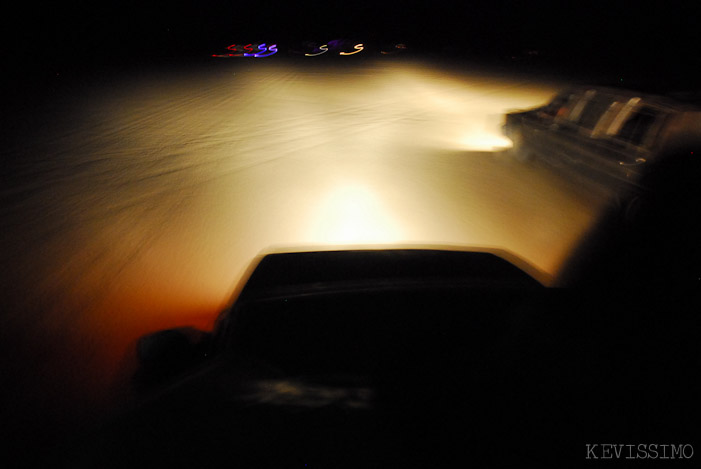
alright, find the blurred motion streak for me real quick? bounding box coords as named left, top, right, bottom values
left=339, top=44, right=364, bottom=55
left=381, top=44, right=407, bottom=55
left=305, top=44, right=329, bottom=56
left=213, top=43, right=278, bottom=58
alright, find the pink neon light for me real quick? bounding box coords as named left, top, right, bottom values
left=224, top=44, right=244, bottom=57
left=215, top=43, right=277, bottom=58
left=243, top=44, right=255, bottom=56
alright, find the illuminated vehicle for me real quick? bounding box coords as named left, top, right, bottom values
left=502, top=86, right=701, bottom=195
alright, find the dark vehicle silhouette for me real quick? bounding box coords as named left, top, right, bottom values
left=69, top=192, right=700, bottom=468
left=503, top=86, right=701, bottom=195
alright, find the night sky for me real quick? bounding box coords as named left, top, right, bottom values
left=3, top=0, right=700, bottom=113
left=6, top=2, right=698, bottom=66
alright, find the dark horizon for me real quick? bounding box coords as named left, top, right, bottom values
left=6, top=1, right=698, bottom=80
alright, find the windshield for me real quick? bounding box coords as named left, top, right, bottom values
left=2, top=1, right=698, bottom=463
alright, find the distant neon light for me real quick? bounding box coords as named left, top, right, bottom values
left=339, top=44, right=364, bottom=55
left=254, top=44, right=277, bottom=57
left=380, top=44, right=407, bottom=55
left=305, top=44, right=329, bottom=56
left=213, top=40, right=405, bottom=58
left=215, top=43, right=277, bottom=58
left=225, top=44, right=244, bottom=57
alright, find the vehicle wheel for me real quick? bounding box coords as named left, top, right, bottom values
left=623, top=194, right=643, bottom=224
left=508, top=129, right=534, bottom=163
left=611, top=191, right=643, bottom=226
